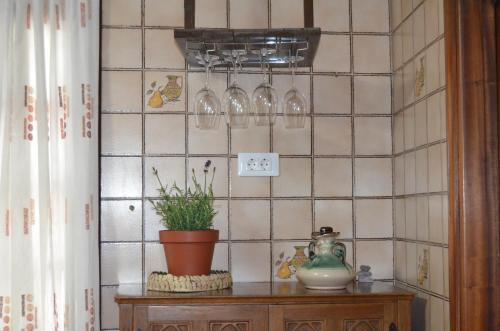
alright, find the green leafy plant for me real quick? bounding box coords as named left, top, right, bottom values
left=150, top=160, right=217, bottom=231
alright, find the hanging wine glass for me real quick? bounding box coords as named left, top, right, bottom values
left=222, top=51, right=250, bottom=129
left=283, top=57, right=307, bottom=129
left=193, top=53, right=221, bottom=130
left=252, top=50, right=277, bottom=126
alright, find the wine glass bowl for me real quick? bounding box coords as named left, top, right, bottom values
left=223, top=82, right=250, bottom=129
left=252, top=82, right=277, bottom=126
left=282, top=87, right=307, bottom=129
left=194, top=88, right=221, bottom=130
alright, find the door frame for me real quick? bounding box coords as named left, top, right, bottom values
left=444, top=0, right=500, bottom=330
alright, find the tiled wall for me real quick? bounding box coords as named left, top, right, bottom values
left=99, top=0, right=394, bottom=329
left=391, top=0, right=449, bottom=330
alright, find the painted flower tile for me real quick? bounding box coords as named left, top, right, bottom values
left=272, top=241, right=310, bottom=282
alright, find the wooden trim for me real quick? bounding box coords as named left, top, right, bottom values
left=304, top=0, right=314, bottom=27
left=184, top=0, right=195, bottom=29
left=444, top=0, right=500, bottom=330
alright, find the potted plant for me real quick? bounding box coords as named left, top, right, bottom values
left=150, top=160, right=218, bottom=276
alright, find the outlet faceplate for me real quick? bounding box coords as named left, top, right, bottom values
left=238, top=153, right=279, bottom=177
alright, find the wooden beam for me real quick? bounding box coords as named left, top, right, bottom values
left=444, top=0, right=500, bottom=330
left=304, top=0, right=314, bottom=27
left=184, top=0, right=195, bottom=29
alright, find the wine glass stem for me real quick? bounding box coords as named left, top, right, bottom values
left=204, top=64, right=210, bottom=89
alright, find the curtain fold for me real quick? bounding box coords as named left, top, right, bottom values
left=0, top=1, right=99, bottom=330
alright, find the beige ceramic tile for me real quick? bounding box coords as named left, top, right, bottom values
left=425, top=42, right=440, bottom=94
left=102, top=71, right=142, bottom=112
left=394, top=111, right=405, bottom=154
left=405, top=197, right=417, bottom=240
left=413, top=4, right=425, bottom=54
left=195, top=0, right=227, bottom=28
left=404, top=106, right=416, bottom=150
left=145, top=29, right=185, bottom=69
left=439, top=39, right=446, bottom=87
left=101, top=157, right=142, bottom=198
left=354, top=117, right=392, bottom=155
left=230, top=200, right=270, bottom=240
left=444, top=301, right=450, bottom=331
left=314, top=158, right=352, bottom=197
left=442, top=195, right=449, bottom=244
left=443, top=248, right=449, bottom=297
left=145, top=114, right=185, bottom=154
left=414, top=100, right=427, bottom=147
left=314, top=117, right=352, bottom=155
left=415, top=148, right=428, bottom=193
left=230, top=158, right=270, bottom=197
left=428, top=195, right=444, bottom=243
left=315, top=200, right=353, bottom=239
left=273, top=158, right=311, bottom=197
left=313, top=0, right=349, bottom=32
left=145, top=71, right=186, bottom=112
left=354, top=76, right=391, bottom=114
left=394, top=198, right=406, bottom=238
left=395, top=155, right=405, bottom=196
left=213, top=200, right=229, bottom=240
left=144, top=157, right=185, bottom=197
left=231, top=243, right=270, bottom=282
left=430, top=246, right=445, bottom=295
left=273, top=241, right=310, bottom=282
left=271, top=0, right=304, bottom=28
left=392, top=26, right=403, bottom=70
left=101, top=200, right=142, bottom=242
left=212, top=243, right=229, bottom=270
left=230, top=0, right=268, bottom=29
left=393, top=69, right=404, bottom=112
left=401, top=0, right=413, bottom=19
left=188, top=115, right=228, bottom=155
left=404, top=151, right=416, bottom=195
left=101, top=28, right=142, bottom=68
left=353, top=36, right=391, bottom=73
left=355, top=158, right=392, bottom=197
left=273, top=200, right=312, bottom=239
left=102, top=0, right=141, bottom=25
left=232, top=122, right=271, bottom=154
left=391, top=0, right=402, bottom=29
left=356, top=240, right=393, bottom=279
left=145, top=0, right=184, bottom=27
left=272, top=74, right=310, bottom=113
left=402, top=17, right=413, bottom=63
left=144, top=200, right=163, bottom=240
left=439, top=91, right=447, bottom=140
left=314, top=35, right=351, bottom=72
left=403, top=61, right=415, bottom=107
left=273, top=116, right=311, bottom=155
left=395, top=240, right=407, bottom=281
left=416, top=196, right=429, bottom=241
left=441, top=142, right=448, bottom=191
left=188, top=157, right=228, bottom=197
left=101, top=243, right=142, bottom=285
left=313, top=75, right=351, bottom=114
left=429, top=296, right=444, bottom=330
left=428, top=144, right=443, bottom=192
left=101, top=286, right=119, bottom=329
left=187, top=72, right=227, bottom=113
left=355, top=199, right=392, bottom=238
left=425, top=0, right=440, bottom=45
left=417, top=244, right=431, bottom=290
left=145, top=243, right=167, bottom=276
left=430, top=297, right=445, bottom=331
left=427, top=92, right=441, bottom=143
left=438, top=0, right=445, bottom=35
left=101, top=114, right=142, bottom=155
left=352, top=0, right=389, bottom=32
left=406, top=242, right=418, bottom=286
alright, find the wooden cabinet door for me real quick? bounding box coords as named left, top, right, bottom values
left=269, top=303, right=397, bottom=331
left=134, top=305, right=268, bottom=331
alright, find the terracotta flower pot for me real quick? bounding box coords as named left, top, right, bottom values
left=159, top=229, right=219, bottom=276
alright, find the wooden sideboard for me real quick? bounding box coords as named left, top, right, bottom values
left=115, top=282, right=414, bottom=331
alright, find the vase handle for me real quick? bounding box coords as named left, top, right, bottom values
left=332, top=242, right=346, bottom=265
left=308, top=241, right=316, bottom=259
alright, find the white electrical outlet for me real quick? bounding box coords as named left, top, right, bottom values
left=238, top=153, right=279, bottom=177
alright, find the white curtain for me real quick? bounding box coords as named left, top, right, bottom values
left=0, top=1, right=99, bottom=330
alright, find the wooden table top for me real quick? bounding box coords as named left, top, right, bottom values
left=115, top=281, right=414, bottom=304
